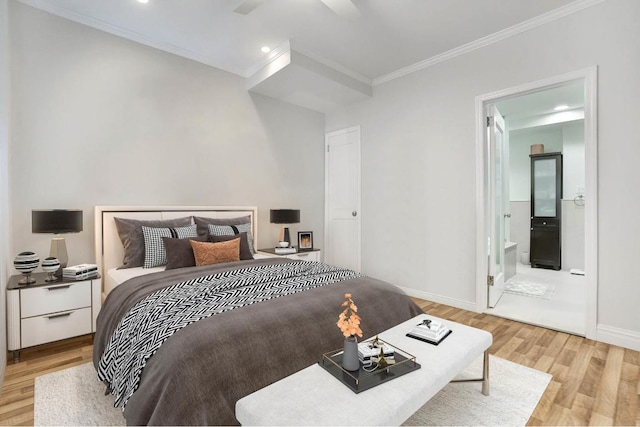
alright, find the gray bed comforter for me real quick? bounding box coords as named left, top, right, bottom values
left=94, top=258, right=422, bottom=425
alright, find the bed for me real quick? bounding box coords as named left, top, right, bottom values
left=92, top=206, right=423, bottom=425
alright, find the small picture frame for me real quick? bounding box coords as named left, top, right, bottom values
left=298, top=231, right=314, bottom=251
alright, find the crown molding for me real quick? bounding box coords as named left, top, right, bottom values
left=16, top=0, right=246, bottom=77
left=372, top=0, right=607, bottom=86
left=288, top=40, right=372, bottom=86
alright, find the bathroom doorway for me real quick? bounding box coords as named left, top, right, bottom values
left=475, top=68, right=598, bottom=338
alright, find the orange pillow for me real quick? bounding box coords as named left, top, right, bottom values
left=190, top=238, right=240, bottom=266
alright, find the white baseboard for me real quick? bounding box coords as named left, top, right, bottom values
left=398, top=286, right=477, bottom=312
left=597, top=324, right=640, bottom=352
left=400, top=288, right=640, bottom=353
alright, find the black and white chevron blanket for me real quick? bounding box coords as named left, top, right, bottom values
left=97, top=261, right=360, bottom=409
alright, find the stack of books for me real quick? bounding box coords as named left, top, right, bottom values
left=406, top=318, right=451, bottom=344
left=274, top=247, right=296, bottom=255
left=358, top=341, right=395, bottom=367
left=63, top=264, right=98, bottom=280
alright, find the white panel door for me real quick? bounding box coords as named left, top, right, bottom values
left=487, top=105, right=507, bottom=308
left=325, top=126, right=361, bottom=272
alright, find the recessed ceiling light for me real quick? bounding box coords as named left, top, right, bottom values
left=261, top=46, right=271, bottom=53
left=554, top=105, right=569, bottom=111
left=137, top=0, right=148, bottom=4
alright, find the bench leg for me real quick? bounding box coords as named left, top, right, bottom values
left=450, top=350, right=490, bottom=396
left=481, top=350, right=490, bottom=396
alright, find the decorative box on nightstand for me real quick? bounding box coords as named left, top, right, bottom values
left=6, top=272, right=101, bottom=361
left=257, top=248, right=321, bottom=262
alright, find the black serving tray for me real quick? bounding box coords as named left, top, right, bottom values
left=319, top=338, right=421, bottom=394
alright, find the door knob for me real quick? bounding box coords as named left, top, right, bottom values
left=504, top=213, right=511, bottom=218
left=352, top=211, right=357, bottom=217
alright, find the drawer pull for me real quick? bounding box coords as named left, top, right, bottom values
left=297, top=253, right=309, bottom=257
left=46, top=312, right=72, bottom=320
left=47, top=285, right=71, bottom=291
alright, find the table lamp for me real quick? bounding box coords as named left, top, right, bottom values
left=269, top=209, right=300, bottom=248
left=32, top=209, right=83, bottom=270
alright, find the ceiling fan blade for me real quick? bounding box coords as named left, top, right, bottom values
left=319, top=0, right=361, bottom=18
left=233, top=0, right=264, bottom=15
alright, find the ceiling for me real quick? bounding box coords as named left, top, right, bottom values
left=18, top=0, right=594, bottom=112
left=495, top=80, right=585, bottom=120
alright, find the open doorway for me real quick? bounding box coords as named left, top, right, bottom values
left=475, top=68, right=598, bottom=339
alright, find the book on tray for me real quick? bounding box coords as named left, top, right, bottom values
left=357, top=341, right=395, bottom=367
left=406, top=319, right=451, bottom=344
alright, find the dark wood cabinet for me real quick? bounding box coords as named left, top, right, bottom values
left=530, top=152, right=562, bottom=270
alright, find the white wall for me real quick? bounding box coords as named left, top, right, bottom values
left=508, top=121, right=585, bottom=270
left=510, top=200, right=585, bottom=271
left=509, top=125, right=563, bottom=201
left=0, top=0, right=10, bottom=385
left=509, top=121, right=584, bottom=201
left=8, top=3, right=325, bottom=276
left=326, top=0, right=640, bottom=344
left=563, top=121, right=586, bottom=199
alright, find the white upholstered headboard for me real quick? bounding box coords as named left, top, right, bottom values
left=94, top=205, right=259, bottom=284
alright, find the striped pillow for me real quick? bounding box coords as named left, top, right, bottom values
left=142, top=224, right=198, bottom=268
left=207, top=223, right=254, bottom=254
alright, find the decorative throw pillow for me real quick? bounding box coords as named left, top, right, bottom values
left=193, top=215, right=251, bottom=236
left=190, top=239, right=240, bottom=266
left=194, top=216, right=255, bottom=254
left=114, top=216, right=192, bottom=269
left=210, top=232, right=254, bottom=261
left=142, top=224, right=198, bottom=268
left=207, top=223, right=255, bottom=254
left=163, top=235, right=208, bottom=270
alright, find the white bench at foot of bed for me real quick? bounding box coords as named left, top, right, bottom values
left=235, top=313, right=492, bottom=426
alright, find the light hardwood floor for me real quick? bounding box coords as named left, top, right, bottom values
left=1, top=299, right=638, bottom=426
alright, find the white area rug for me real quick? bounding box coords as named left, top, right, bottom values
left=504, top=280, right=555, bottom=300
left=35, top=356, right=551, bottom=426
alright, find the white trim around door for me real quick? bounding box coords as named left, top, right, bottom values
left=475, top=66, right=598, bottom=340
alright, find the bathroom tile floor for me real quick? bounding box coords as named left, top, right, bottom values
left=485, top=263, right=587, bottom=336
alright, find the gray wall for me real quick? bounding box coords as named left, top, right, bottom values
left=0, top=0, right=10, bottom=385
left=326, top=0, right=640, bottom=339
left=8, top=1, right=326, bottom=262
left=5, top=0, right=326, bottom=347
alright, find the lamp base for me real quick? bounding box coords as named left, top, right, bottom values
left=18, top=273, right=36, bottom=285
left=278, top=226, right=291, bottom=247
left=50, top=237, right=68, bottom=276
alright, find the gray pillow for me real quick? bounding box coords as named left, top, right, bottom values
left=114, top=216, right=192, bottom=269
left=193, top=215, right=252, bottom=237
left=163, top=235, right=208, bottom=270
left=207, top=222, right=255, bottom=255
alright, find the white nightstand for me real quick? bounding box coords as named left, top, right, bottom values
left=257, top=248, right=321, bottom=262
left=6, top=272, right=101, bottom=361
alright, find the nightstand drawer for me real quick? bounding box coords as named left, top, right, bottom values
left=21, top=307, right=92, bottom=348
left=20, top=281, right=91, bottom=318
left=289, top=251, right=320, bottom=262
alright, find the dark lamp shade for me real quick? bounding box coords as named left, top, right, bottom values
left=270, top=209, right=300, bottom=224
left=32, top=210, right=83, bottom=234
